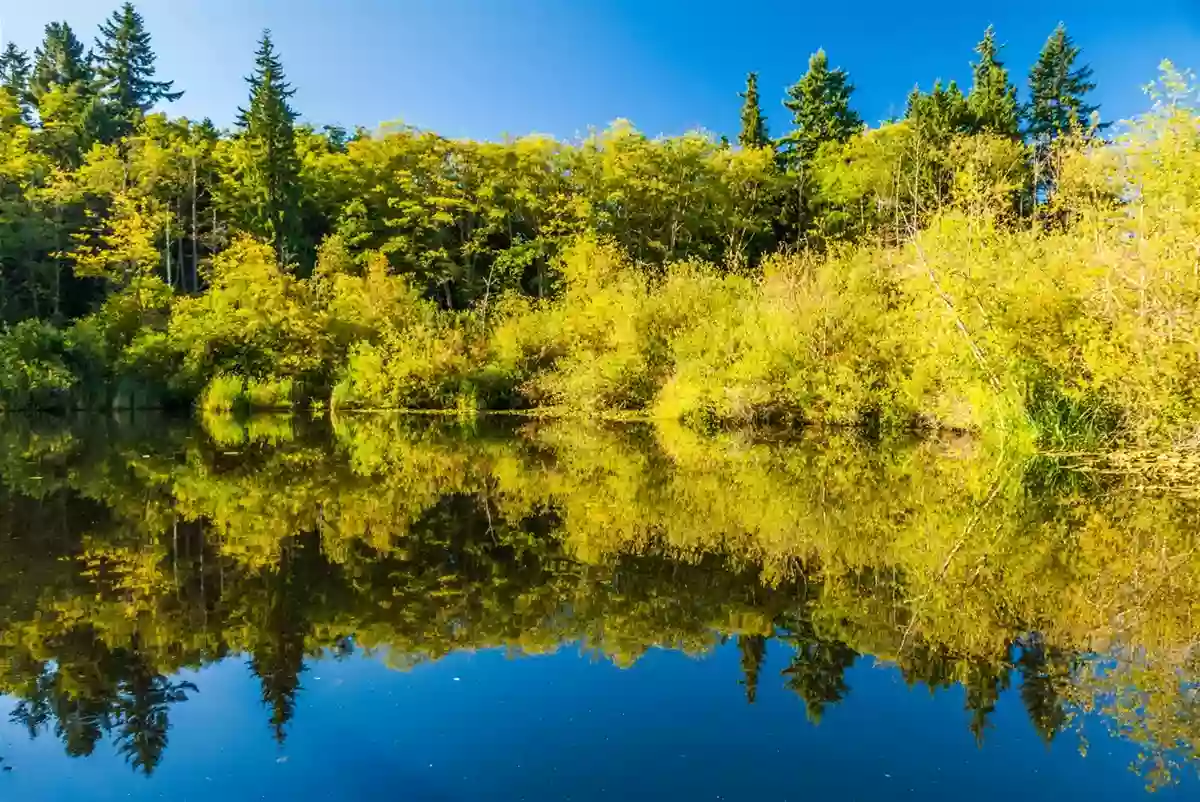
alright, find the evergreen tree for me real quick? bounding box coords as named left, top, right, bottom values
left=29, top=22, right=91, bottom=104
left=738, top=72, right=770, bottom=150
left=966, top=26, right=1020, bottom=137
left=1026, top=23, right=1101, bottom=140
left=0, top=43, right=32, bottom=117
left=737, top=634, right=767, bottom=703
left=237, top=30, right=303, bottom=266
left=905, top=80, right=972, bottom=141
left=781, top=49, right=862, bottom=164
left=94, top=2, right=182, bottom=131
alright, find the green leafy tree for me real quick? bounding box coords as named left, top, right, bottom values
left=230, top=30, right=304, bottom=267
left=780, top=50, right=862, bottom=163
left=967, top=26, right=1020, bottom=137
left=1026, top=23, right=1100, bottom=139
left=738, top=71, right=770, bottom=150
left=29, top=22, right=91, bottom=105
left=93, top=2, right=182, bottom=135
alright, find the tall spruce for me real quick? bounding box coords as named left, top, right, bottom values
left=29, top=22, right=91, bottom=104
left=0, top=43, right=32, bottom=119
left=238, top=30, right=303, bottom=266
left=1027, top=23, right=1101, bottom=139
left=738, top=72, right=771, bottom=149
left=967, top=26, right=1020, bottom=137
left=781, top=50, right=862, bottom=164
left=94, top=2, right=181, bottom=132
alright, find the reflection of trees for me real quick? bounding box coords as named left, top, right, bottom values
left=777, top=621, right=858, bottom=724
left=7, top=633, right=196, bottom=774
left=738, top=635, right=766, bottom=704
left=0, top=414, right=1198, bottom=785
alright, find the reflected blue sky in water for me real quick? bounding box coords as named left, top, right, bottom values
left=2, top=641, right=1189, bottom=801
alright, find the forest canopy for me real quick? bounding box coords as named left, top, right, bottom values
left=2, top=6, right=1199, bottom=450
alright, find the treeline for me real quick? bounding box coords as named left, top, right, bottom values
left=2, top=6, right=1199, bottom=448
left=0, top=415, right=1196, bottom=783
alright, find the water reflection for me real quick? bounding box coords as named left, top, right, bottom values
left=0, top=413, right=1198, bottom=789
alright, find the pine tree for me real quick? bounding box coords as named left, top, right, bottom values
left=1026, top=23, right=1101, bottom=140
left=0, top=43, right=32, bottom=120
left=905, top=80, right=972, bottom=140
left=781, top=50, right=862, bottom=164
left=237, top=30, right=303, bottom=266
left=94, top=2, right=182, bottom=130
left=29, top=22, right=91, bottom=104
left=738, top=72, right=770, bottom=150
left=967, top=26, right=1020, bottom=137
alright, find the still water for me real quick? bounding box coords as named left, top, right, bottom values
left=0, top=414, right=1197, bottom=800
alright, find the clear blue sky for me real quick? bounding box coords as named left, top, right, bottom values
left=3, top=1, right=1199, bottom=139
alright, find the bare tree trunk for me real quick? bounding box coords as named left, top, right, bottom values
left=191, top=153, right=199, bottom=294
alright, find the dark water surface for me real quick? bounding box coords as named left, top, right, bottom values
left=0, top=414, right=1197, bottom=800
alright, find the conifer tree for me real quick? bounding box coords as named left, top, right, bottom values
left=94, top=2, right=182, bottom=131
left=966, top=26, right=1020, bottom=137
left=738, top=72, right=770, bottom=150
left=29, top=22, right=91, bottom=104
left=237, top=30, right=303, bottom=266
left=0, top=43, right=32, bottom=119
left=905, top=80, right=972, bottom=140
left=781, top=50, right=862, bottom=164
left=1026, top=23, right=1101, bottom=139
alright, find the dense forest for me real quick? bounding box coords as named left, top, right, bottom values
left=0, top=415, right=1197, bottom=783
left=1, top=5, right=1199, bottom=449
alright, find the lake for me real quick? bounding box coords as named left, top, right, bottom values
left=0, top=413, right=1197, bottom=800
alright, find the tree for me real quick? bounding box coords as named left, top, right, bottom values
left=737, top=634, right=767, bottom=703
left=738, top=72, right=770, bottom=150
left=29, top=22, right=91, bottom=105
left=0, top=43, right=32, bottom=119
left=1026, top=23, right=1100, bottom=140
left=232, top=30, right=304, bottom=267
left=93, top=2, right=182, bottom=134
left=780, top=50, right=862, bottom=163
left=967, top=26, right=1020, bottom=137
left=905, top=80, right=972, bottom=141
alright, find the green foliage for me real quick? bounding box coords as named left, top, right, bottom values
left=227, top=31, right=303, bottom=267
left=28, top=22, right=90, bottom=105
left=0, top=43, right=32, bottom=121
left=780, top=49, right=863, bottom=164
left=93, top=2, right=182, bottom=135
left=0, top=320, right=77, bottom=408
left=737, top=71, right=770, bottom=150
left=1027, top=23, right=1100, bottom=140
left=967, top=26, right=1020, bottom=137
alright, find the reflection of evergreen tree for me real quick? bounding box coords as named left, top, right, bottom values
left=113, top=653, right=197, bottom=775
left=779, top=621, right=858, bottom=724
left=245, top=534, right=324, bottom=744
left=8, top=638, right=196, bottom=774
left=1016, top=638, right=1071, bottom=744
left=964, top=659, right=1012, bottom=746
left=738, top=634, right=767, bottom=704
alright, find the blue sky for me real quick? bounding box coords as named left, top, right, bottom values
left=3, top=1, right=1199, bottom=140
